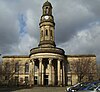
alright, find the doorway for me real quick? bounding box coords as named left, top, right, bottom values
left=34, top=76, right=38, bottom=85
left=44, top=75, right=48, bottom=85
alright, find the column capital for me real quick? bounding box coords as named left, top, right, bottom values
left=58, top=59, right=62, bottom=62
left=38, top=58, right=43, bottom=62
left=30, top=59, right=35, bottom=65
left=48, top=58, right=53, bottom=61
left=30, top=59, right=35, bottom=62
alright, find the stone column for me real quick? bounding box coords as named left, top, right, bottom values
left=42, top=62, right=44, bottom=85
left=52, top=63, right=55, bottom=86
left=32, top=60, right=35, bottom=85
left=58, top=59, right=61, bottom=85
left=60, top=61, right=63, bottom=85
left=63, top=61, right=65, bottom=86
left=49, top=58, right=52, bottom=85
left=39, top=58, right=42, bottom=85
left=29, top=61, right=33, bottom=86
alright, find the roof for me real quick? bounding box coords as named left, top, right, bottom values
left=2, top=55, right=29, bottom=58
left=66, top=54, right=96, bottom=58
left=43, top=1, right=52, bottom=7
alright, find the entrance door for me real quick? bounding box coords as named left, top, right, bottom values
left=44, top=75, right=48, bottom=85
left=34, top=76, right=38, bottom=85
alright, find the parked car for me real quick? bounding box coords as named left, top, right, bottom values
left=65, top=82, right=90, bottom=92
left=78, top=81, right=100, bottom=91
left=77, top=85, right=100, bottom=92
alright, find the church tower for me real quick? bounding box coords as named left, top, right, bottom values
left=30, top=1, right=68, bottom=86
left=39, top=0, right=56, bottom=47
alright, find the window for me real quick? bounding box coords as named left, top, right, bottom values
left=15, top=62, right=19, bottom=73
left=20, top=78, right=23, bottom=84
left=5, top=62, right=10, bottom=73
left=25, top=77, right=28, bottom=84
left=15, top=76, right=19, bottom=85
left=45, top=7, right=49, bottom=14
left=46, top=29, right=48, bottom=36
left=25, top=63, right=29, bottom=73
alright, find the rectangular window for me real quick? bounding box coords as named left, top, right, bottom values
left=15, top=76, right=19, bottom=85
left=46, top=30, right=48, bottom=36
left=25, top=76, right=28, bottom=84
left=25, top=63, right=29, bottom=74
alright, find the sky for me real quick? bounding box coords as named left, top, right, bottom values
left=0, top=0, right=100, bottom=63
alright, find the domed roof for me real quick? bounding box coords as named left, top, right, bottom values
left=43, top=1, right=52, bottom=7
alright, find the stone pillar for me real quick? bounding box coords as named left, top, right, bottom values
left=49, top=58, right=52, bottom=85
left=60, top=61, right=63, bottom=85
left=63, top=61, right=65, bottom=86
left=58, top=59, right=61, bottom=85
left=29, top=61, right=33, bottom=86
left=42, top=62, right=44, bottom=85
left=32, top=60, right=35, bottom=85
left=39, top=58, right=42, bottom=85
left=52, top=63, right=55, bottom=86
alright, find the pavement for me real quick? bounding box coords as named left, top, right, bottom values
left=0, top=87, right=66, bottom=92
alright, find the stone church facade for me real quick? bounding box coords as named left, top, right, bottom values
left=1, top=1, right=97, bottom=86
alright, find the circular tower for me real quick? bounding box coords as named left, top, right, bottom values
left=30, top=1, right=68, bottom=86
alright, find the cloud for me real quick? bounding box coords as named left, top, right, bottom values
left=59, top=22, right=100, bottom=63
left=11, top=34, right=38, bottom=55
left=0, top=0, right=19, bottom=54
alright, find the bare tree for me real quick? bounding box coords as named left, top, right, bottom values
left=1, top=59, right=22, bottom=86
left=1, top=60, right=15, bottom=86
left=71, top=58, right=96, bottom=82
left=97, top=64, right=100, bottom=80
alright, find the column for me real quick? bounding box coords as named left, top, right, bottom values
left=32, top=60, right=35, bottom=85
left=61, top=61, right=63, bottom=85
left=29, top=61, right=33, bottom=86
left=58, top=59, right=61, bottom=85
left=39, top=58, right=42, bottom=85
left=42, top=62, right=44, bottom=85
left=63, top=61, right=65, bottom=86
left=49, top=58, right=52, bottom=85
left=52, top=63, right=55, bottom=86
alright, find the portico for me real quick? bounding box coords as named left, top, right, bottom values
left=30, top=57, right=66, bottom=86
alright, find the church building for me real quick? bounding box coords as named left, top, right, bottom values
left=1, top=1, right=97, bottom=86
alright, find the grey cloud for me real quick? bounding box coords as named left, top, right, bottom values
left=0, top=1, right=19, bottom=54
left=60, top=23, right=100, bottom=63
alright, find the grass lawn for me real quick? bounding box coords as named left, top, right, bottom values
left=0, top=87, right=66, bottom=92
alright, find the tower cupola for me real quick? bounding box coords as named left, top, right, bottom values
left=42, top=0, right=52, bottom=16
left=39, top=1, right=56, bottom=47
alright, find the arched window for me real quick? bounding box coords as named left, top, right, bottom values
left=15, top=62, right=19, bottom=73
left=46, top=7, right=49, bottom=14
left=25, top=62, right=29, bottom=73
left=46, top=29, right=48, bottom=36
left=5, top=62, right=10, bottom=73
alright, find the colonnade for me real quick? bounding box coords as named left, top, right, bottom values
left=30, top=58, right=66, bottom=86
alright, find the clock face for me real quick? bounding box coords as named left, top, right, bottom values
left=44, top=16, right=49, bottom=20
